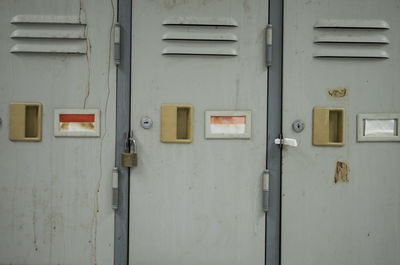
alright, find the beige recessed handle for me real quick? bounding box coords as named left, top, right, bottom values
left=313, top=107, right=345, bottom=146
left=161, top=104, right=193, bottom=143
left=9, top=102, right=42, bottom=141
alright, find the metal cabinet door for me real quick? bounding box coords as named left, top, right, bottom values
left=130, top=1, right=268, bottom=264
left=282, top=1, right=400, bottom=265
left=0, top=1, right=116, bottom=265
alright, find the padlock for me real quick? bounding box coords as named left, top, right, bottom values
left=121, top=135, right=137, bottom=167
left=121, top=152, right=137, bottom=167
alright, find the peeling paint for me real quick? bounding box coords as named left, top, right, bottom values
left=334, top=161, right=349, bottom=183
left=328, top=88, right=347, bottom=98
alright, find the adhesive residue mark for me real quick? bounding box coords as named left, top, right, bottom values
left=334, top=161, right=349, bottom=183
left=328, top=88, right=347, bottom=98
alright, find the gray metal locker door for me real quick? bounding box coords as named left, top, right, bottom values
left=130, top=1, right=269, bottom=264
left=0, top=1, right=116, bottom=265
left=282, top=0, right=400, bottom=265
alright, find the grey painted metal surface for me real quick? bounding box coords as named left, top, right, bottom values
left=282, top=0, right=400, bottom=265
left=266, top=0, right=283, bottom=264
left=0, top=0, right=116, bottom=264
left=114, top=0, right=132, bottom=264
left=130, top=1, right=268, bottom=264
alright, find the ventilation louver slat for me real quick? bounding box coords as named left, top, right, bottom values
left=9, top=15, right=87, bottom=55
left=314, top=19, right=389, bottom=29
left=163, top=17, right=238, bottom=27
left=313, top=19, right=390, bottom=59
left=162, top=17, right=238, bottom=57
left=162, top=32, right=238, bottom=42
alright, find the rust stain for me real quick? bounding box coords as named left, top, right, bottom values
left=80, top=122, right=95, bottom=130
left=334, top=161, right=349, bottom=183
left=328, top=88, right=347, bottom=98
left=60, top=122, right=94, bottom=130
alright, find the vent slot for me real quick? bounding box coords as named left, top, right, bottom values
left=162, top=16, right=238, bottom=57
left=163, top=32, right=237, bottom=42
left=10, top=15, right=87, bottom=54
left=11, top=15, right=86, bottom=25
left=10, top=25, right=86, bottom=39
left=162, top=47, right=237, bottom=56
left=313, top=49, right=389, bottom=59
left=163, top=17, right=238, bottom=27
left=313, top=19, right=390, bottom=59
left=314, top=33, right=389, bottom=44
left=314, top=19, right=389, bottom=29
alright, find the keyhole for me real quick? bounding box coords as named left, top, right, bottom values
left=292, top=120, right=304, bottom=133
left=141, top=116, right=153, bottom=129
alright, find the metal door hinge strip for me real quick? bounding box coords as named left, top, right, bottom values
left=114, top=23, right=121, bottom=65
left=112, top=167, right=119, bottom=210
left=263, top=169, right=270, bottom=212
left=266, top=24, right=272, bottom=67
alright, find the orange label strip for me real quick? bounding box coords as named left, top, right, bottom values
left=211, top=116, right=246, bottom=125
left=59, top=114, right=95, bottom=123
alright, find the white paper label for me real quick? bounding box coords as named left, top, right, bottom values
left=364, top=119, right=397, bottom=137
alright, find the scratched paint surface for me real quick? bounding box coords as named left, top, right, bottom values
left=130, top=0, right=268, bottom=264
left=282, top=0, right=400, bottom=265
left=0, top=0, right=116, bottom=264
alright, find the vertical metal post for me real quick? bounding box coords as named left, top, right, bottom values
left=266, top=0, right=283, bottom=264
left=114, top=0, right=131, bottom=264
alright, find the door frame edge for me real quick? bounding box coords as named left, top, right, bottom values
left=266, top=0, right=283, bottom=264
left=114, top=0, right=132, bottom=264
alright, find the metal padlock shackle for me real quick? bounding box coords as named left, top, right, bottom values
left=121, top=131, right=138, bottom=168
left=124, top=130, right=137, bottom=154
left=129, top=138, right=137, bottom=154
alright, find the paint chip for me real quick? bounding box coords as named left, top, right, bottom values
left=334, top=161, right=349, bottom=183
left=328, top=88, right=347, bottom=98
